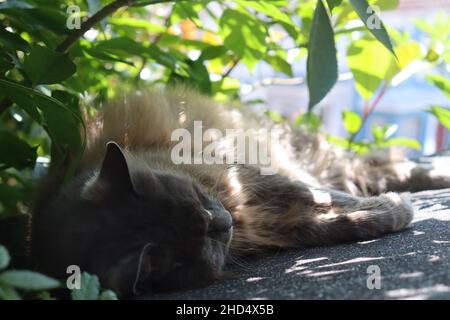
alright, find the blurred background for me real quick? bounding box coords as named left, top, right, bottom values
left=230, top=0, right=450, bottom=156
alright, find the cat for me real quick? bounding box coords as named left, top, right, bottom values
left=32, top=86, right=450, bottom=297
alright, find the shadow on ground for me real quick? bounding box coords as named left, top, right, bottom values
left=145, top=189, right=450, bottom=300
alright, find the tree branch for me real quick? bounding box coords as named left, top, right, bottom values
left=221, top=57, right=240, bottom=80
left=56, top=0, right=137, bottom=53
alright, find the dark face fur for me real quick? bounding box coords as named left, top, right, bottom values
left=33, top=142, right=233, bottom=297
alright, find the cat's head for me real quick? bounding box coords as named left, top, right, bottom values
left=73, top=142, right=233, bottom=296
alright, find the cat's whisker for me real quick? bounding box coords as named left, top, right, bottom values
left=225, top=252, right=254, bottom=272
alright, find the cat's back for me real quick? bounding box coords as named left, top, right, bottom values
left=82, top=86, right=241, bottom=166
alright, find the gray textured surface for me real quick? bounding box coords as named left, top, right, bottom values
left=147, top=189, right=450, bottom=300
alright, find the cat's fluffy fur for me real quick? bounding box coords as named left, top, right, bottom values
left=33, top=86, right=450, bottom=294
left=82, top=87, right=447, bottom=252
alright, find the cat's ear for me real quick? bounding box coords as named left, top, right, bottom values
left=99, top=141, right=135, bottom=192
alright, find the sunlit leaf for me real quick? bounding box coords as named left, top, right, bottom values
left=349, top=0, right=396, bottom=56
left=429, top=106, right=450, bottom=130
left=384, top=137, right=421, bottom=150
left=109, top=17, right=166, bottom=34
left=427, top=75, right=450, bottom=98
left=343, top=111, right=362, bottom=134
left=235, top=0, right=295, bottom=26
left=264, top=53, right=293, bottom=77
left=293, top=113, right=322, bottom=131
left=347, top=38, right=392, bottom=99
left=326, top=0, right=342, bottom=12
left=219, top=9, right=267, bottom=71
left=370, top=0, right=399, bottom=11
left=265, top=110, right=284, bottom=123
left=200, top=45, right=227, bottom=60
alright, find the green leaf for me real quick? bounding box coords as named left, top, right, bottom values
left=47, top=90, right=82, bottom=151
left=71, top=272, right=100, bottom=300
left=0, top=50, right=14, bottom=74
left=372, top=124, right=397, bottom=142
left=0, top=284, right=21, bottom=300
left=427, top=75, right=450, bottom=98
left=326, top=0, right=342, bottom=12
left=343, top=111, right=362, bottom=134
left=265, top=110, right=284, bottom=123
left=235, top=0, right=295, bottom=26
left=0, top=245, right=10, bottom=270
left=0, top=0, right=32, bottom=9
left=307, top=0, right=338, bottom=110
left=23, top=46, right=76, bottom=85
left=200, top=45, right=227, bottom=60
left=264, top=53, right=293, bottom=77
left=219, top=9, right=267, bottom=71
left=0, top=8, right=69, bottom=36
left=348, top=0, right=396, bottom=56
left=99, top=289, right=119, bottom=300
left=0, top=184, right=25, bottom=216
left=429, top=106, right=450, bottom=130
left=109, top=17, right=166, bottom=34
left=384, top=137, right=421, bottom=150
left=0, top=270, right=60, bottom=291
left=170, top=1, right=204, bottom=27
left=293, top=113, right=322, bottom=131
left=0, top=87, right=42, bottom=124
left=0, top=129, right=37, bottom=170
left=328, top=135, right=351, bottom=149
left=0, top=28, right=30, bottom=52
left=347, top=38, right=392, bottom=100
left=95, top=37, right=149, bottom=58
left=0, top=79, right=84, bottom=170
left=372, top=0, right=399, bottom=11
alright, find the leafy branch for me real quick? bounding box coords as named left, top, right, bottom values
left=56, top=0, right=137, bottom=53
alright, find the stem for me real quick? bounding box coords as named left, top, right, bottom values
left=221, top=57, right=240, bottom=80
left=56, top=0, right=137, bottom=53
left=348, top=82, right=389, bottom=150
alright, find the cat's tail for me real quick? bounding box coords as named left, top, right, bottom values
left=288, top=128, right=450, bottom=196
left=342, top=151, right=450, bottom=196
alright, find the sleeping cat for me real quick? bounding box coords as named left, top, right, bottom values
left=32, top=86, right=450, bottom=297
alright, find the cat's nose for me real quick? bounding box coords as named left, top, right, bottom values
left=207, top=209, right=233, bottom=236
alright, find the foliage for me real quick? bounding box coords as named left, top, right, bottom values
left=329, top=111, right=421, bottom=154
left=0, top=244, right=60, bottom=299
left=0, top=0, right=447, bottom=299
left=415, top=12, right=450, bottom=133
left=0, top=244, right=117, bottom=300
